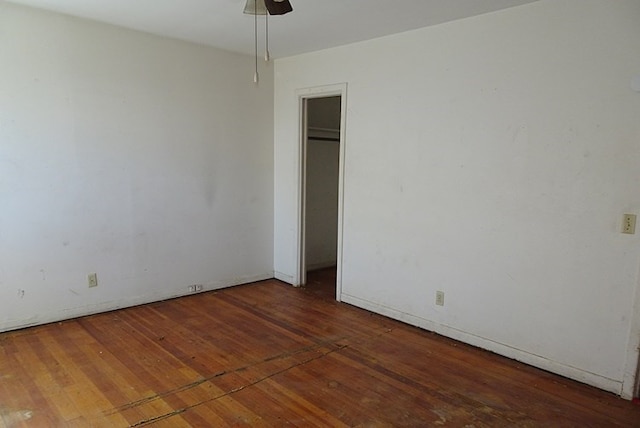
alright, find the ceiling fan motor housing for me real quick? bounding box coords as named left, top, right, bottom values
left=265, top=0, right=293, bottom=15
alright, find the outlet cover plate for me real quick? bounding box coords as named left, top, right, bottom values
left=623, top=214, right=636, bottom=234
left=88, top=273, right=98, bottom=288
left=436, top=291, right=445, bottom=306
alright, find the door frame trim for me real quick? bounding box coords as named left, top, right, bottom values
left=295, top=83, right=347, bottom=301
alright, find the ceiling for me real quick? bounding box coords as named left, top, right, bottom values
left=7, top=0, right=540, bottom=58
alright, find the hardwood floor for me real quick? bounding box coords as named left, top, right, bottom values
left=1, top=268, right=639, bottom=427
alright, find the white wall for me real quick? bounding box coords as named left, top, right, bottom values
left=274, top=0, right=640, bottom=397
left=0, top=4, right=274, bottom=331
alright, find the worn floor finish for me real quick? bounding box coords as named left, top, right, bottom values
left=1, top=269, right=639, bottom=427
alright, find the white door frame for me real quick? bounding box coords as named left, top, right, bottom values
left=295, top=83, right=347, bottom=301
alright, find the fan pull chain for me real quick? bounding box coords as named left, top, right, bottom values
left=254, top=0, right=259, bottom=83
left=265, top=12, right=271, bottom=62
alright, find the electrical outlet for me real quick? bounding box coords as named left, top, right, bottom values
left=436, top=291, right=445, bottom=306
left=622, top=214, right=636, bottom=234
left=88, top=273, right=98, bottom=288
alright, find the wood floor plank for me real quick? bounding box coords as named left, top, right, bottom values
left=0, top=268, right=639, bottom=426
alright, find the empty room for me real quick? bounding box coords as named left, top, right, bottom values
left=1, top=0, right=640, bottom=426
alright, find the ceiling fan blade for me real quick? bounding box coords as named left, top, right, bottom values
left=243, top=0, right=267, bottom=15
left=264, top=0, right=293, bottom=15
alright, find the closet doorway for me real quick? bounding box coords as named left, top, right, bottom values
left=297, top=85, right=346, bottom=300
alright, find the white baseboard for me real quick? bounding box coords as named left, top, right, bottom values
left=340, top=292, right=623, bottom=397
left=306, top=261, right=337, bottom=271
left=274, top=270, right=295, bottom=284
left=0, top=271, right=274, bottom=333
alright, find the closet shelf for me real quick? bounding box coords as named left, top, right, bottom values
left=308, top=127, right=340, bottom=142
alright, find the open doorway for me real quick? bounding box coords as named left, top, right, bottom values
left=297, top=85, right=346, bottom=300
left=303, top=96, right=341, bottom=297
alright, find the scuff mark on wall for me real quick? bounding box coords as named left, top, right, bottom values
left=17, top=290, right=24, bottom=299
